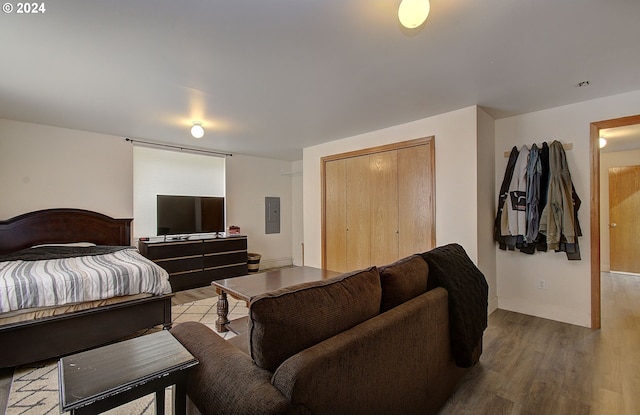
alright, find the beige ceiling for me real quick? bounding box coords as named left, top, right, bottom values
left=1, top=0, right=640, bottom=160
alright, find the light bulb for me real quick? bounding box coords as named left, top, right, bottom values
left=599, top=137, right=607, bottom=148
left=191, top=122, right=204, bottom=138
left=398, top=0, right=430, bottom=29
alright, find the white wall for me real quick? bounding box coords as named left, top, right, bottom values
left=303, top=106, right=484, bottom=270
left=226, top=154, right=295, bottom=270
left=0, top=118, right=132, bottom=220
left=291, top=160, right=304, bottom=266
left=599, top=149, right=640, bottom=271
left=0, top=118, right=300, bottom=273
left=133, top=146, right=225, bottom=238
left=477, top=107, right=498, bottom=313
left=495, top=90, right=640, bottom=327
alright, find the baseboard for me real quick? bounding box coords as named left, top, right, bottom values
left=488, top=296, right=499, bottom=315
left=498, top=296, right=590, bottom=327
left=610, top=270, right=640, bottom=277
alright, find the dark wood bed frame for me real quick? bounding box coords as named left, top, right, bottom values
left=0, top=208, right=173, bottom=368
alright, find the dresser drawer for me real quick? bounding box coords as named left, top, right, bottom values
left=203, top=264, right=248, bottom=282
left=155, top=256, right=203, bottom=274
left=202, top=238, right=247, bottom=253
left=168, top=270, right=208, bottom=292
left=203, top=251, right=247, bottom=269
left=142, top=241, right=202, bottom=260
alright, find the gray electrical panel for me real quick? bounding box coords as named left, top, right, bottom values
left=265, top=197, right=280, bottom=234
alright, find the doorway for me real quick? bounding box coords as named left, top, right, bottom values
left=590, top=114, right=640, bottom=329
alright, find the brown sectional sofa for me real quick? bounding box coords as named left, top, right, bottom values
left=171, top=244, right=488, bottom=415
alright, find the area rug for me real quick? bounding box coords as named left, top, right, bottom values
left=6, top=361, right=167, bottom=415
left=5, top=296, right=247, bottom=414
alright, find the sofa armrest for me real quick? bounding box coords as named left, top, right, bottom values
left=171, top=322, right=296, bottom=415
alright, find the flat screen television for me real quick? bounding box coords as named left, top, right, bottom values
left=157, top=195, right=225, bottom=236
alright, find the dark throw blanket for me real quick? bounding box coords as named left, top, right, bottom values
left=420, top=244, right=489, bottom=368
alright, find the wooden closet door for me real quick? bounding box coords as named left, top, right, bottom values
left=398, top=143, right=435, bottom=258
left=346, top=155, right=371, bottom=271
left=322, top=137, right=435, bottom=272
left=324, top=159, right=347, bottom=272
left=370, top=150, right=399, bottom=266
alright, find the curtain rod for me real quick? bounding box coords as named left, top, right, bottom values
left=125, top=138, right=233, bottom=157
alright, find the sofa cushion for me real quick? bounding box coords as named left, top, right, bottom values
left=249, top=267, right=381, bottom=372
left=378, top=255, right=429, bottom=312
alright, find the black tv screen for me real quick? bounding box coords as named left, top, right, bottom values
left=157, top=195, right=225, bottom=236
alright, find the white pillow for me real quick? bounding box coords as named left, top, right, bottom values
left=31, top=242, right=97, bottom=248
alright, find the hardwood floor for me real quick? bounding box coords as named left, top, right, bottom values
left=1, top=272, right=638, bottom=414
left=440, top=272, right=640, bottom=415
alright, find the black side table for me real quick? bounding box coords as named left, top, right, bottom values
left=59, top=330, right=198, bottom=415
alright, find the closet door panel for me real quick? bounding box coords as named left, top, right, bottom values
left=370, top=150, right=399, bottom=266
left=398, top=144, right=435, bottom=257
left=346, top=155, right=371, bottom=271
left=325, top=159, right=348, bottom=273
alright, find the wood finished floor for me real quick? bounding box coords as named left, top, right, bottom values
left=1, top=272, right=638, bottom=414
left=440, top=271, right=640, bottom=415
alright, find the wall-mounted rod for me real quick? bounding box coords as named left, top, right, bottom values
left=504, top=142, right=572, bottom=158
left=125, top=138, right=233, bottom=157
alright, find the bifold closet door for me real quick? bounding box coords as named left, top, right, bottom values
left=323, top=137, right=435, bottom=273
left=398, top=144, right=435, bottom=257
left=345, top=155, right=371, bottom=271
left=370, top=150, right=399, bottom=266
left=324, top=159, right=347, bottom=273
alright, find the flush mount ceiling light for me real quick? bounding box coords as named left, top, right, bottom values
left=191, top=122, right=204, bottom=138
left=599, top=136, right=607, bottom=148
left=398, top=0, right=431, bottom=29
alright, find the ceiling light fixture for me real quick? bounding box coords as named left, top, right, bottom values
left=398, top=0, right=431, bottom=29
left=599, top=136, right=607, bottom=148
left=191, top=122, right=204, bottom=138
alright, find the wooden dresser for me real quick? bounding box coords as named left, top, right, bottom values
left=139, top=236, right=248, bottom=292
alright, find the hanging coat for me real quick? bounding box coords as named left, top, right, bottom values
left=525, top=144, right=541, bottom=244
left=504, top=145, right=529, bottom=240
left=536, top=142, right=550, bottom=252
left=539, top=141, right=579, bottom=255
left=494, top=146, right=519, bottom=250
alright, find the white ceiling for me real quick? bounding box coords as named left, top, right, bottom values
left=600, top=124, right=640, bottom=154
left=1, top=0, right=640, bottom=161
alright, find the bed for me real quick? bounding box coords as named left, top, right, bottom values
left=0, top=208, right=173, bottom=368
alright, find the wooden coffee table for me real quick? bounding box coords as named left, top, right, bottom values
left=58, top=330, right=198, bottom=415
left=212, top=266, right=339, bottom=332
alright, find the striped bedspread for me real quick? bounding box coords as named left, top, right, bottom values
left=0, top=247, right=171, bottom=313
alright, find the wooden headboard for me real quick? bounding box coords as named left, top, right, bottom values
left=0, top=209, right=132, bottom=254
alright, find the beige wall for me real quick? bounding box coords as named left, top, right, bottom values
left=599, top=149, right=640, bottom=271
left=0, top=118, right=300, bottom=269
left=0, top=118, right=132, bottom=220
left=495, top=89, right=640, bottom=327
left=477, top=107, right=497, bottom=312
left=302, top=106, right=486, bottom=269
left=291, top=160, right=304, bottom=266
left=226, top=154, right=296, bottom=269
